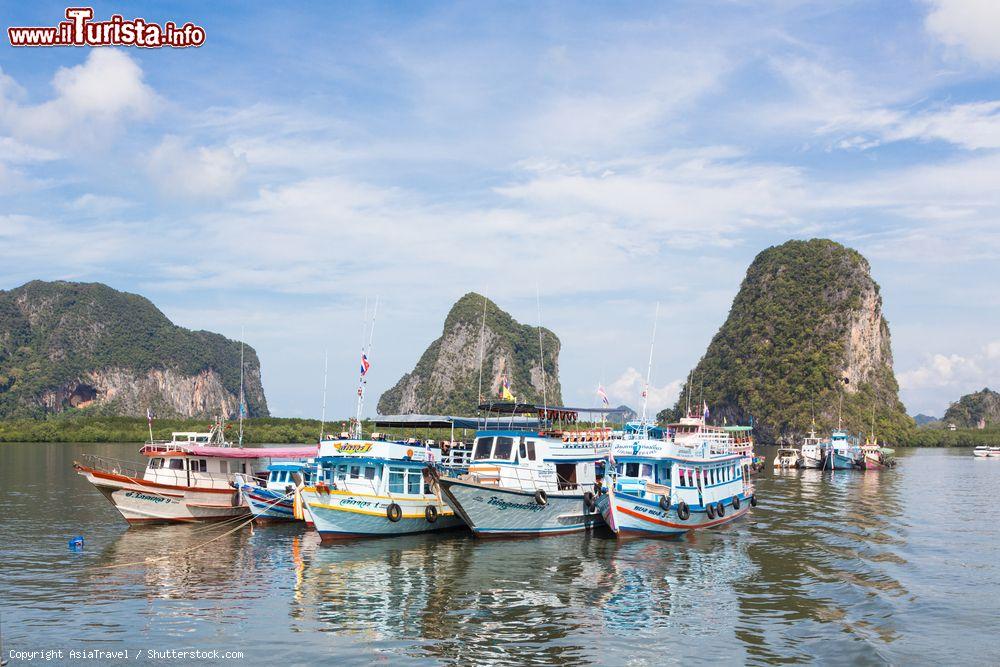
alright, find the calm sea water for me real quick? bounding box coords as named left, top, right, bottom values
left=2, top=443, right=999, bottom=666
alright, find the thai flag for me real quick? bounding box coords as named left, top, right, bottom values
left=597, top=385, right=609, bottom=407
left=703, top=401, right=710, bottom=420
left=360, top=353, right=370, bottom=376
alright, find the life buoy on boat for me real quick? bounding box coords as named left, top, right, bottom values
left=750, top=494, right=757, bottom=507
left=658, top=496, right=671, bottom=511
left=706, top=503, right=716, bottom=520
left=676, top=501, right=690, bottom=521
left=386, top=503, right=402, bottom=522
left=534, top=489, right=548, bottom=506
left=716, top=501, right=726, bottom=518
left=583, top=491, right=596, bottom=511
left=732, top=495, right=741, bottom=510
left=425, top=505, right=438, bottom=523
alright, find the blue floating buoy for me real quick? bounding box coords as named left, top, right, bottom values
left=68, top=535, right=84, bottom=549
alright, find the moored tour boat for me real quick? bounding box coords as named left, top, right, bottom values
left=239, top=461, right=316, bottom=525
left=301, top=422, right=465, bottom=540
left=74, top=426, right=318, bottom=525
left=823, top=429, right=863, bottom=470
left=798, top=428, right=825, bottom=469
left=596, top=421, right=756, bottom=538
left=436, top=403, right=616, bottom=537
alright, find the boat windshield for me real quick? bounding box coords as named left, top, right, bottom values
left=473, top=437, right=494, bottom=460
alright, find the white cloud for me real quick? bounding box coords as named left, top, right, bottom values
left=68, top=193, right=133, bottom=216
left=606, top=367, right=683, bottom=416
left=898, top=340, right=1000, bottom=391
left=147, top=136, right=247, bottom=199
left=0, top=50, right=157, bottom=144
left=926, top=0, right=1000, bottom=65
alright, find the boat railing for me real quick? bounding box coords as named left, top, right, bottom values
left=465, top=462, right=595, bottom=494
left=78, top=454, right=147, bottom=481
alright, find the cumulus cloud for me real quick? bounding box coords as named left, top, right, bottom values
left=926, top=0, right=1000, bottom=65
left=0, top=50, right=157, bottom=144
left=147, top=136, right=247, bottom=199
left=898, top=340, right=1000, bottom=391
left=606, top=367, right=683, bottom=416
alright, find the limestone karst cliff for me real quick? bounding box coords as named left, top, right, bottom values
left=377, top=293, right=561, bottom=415
left=658, top=239, right=912, bottom=443
left=0, top=280, right=268, bottom=419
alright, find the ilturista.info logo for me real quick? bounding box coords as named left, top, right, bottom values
left=8, top=7, right=206, bottom=48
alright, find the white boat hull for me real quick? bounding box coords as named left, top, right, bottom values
left=438, top=478, right=603, bottom=536
left=302, top=488, right=462, bottom=539
left=597, top=491, right=752, bottom=537
left=75, top=463, right=247, bottom=524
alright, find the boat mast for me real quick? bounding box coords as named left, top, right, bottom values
left=639, top=302, right=660, bottom=435
left=319, top=349, right=329, bottom=441
left=353, top=296, right=379, bottom=439
left=535, top=286, right=548, bottom=418
left=476, top=289, right=488, bottom=428
left=238, top=326, right=245, bottom=448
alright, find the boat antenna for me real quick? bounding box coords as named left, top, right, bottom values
left=319, top=349, right=329, bottom=441
left=477, top=289, right=489, bottom=427
left=238, top=326, right=245, bottom=448
left=535, top=285, right=548, bottom=419
left=686, top=370, right=692, bottom=418
left=639, top=302, right=660, bottom=434
left=352, top=296, right=379, bottom=439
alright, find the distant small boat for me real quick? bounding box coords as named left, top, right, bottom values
left=774, top=447, right=800, bottom=469
left=823, top=429, right=863, bottom=470
left=973, top=446, right=1000, bottom=458
left=799, top=428, right=825, bottom=469
left=859, top=438, right=896, bottom=469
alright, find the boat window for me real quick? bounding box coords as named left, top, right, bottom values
left=519, top=440, right=527, bottom=460
left=192, top=460, right=207, bottom=472
left=625, top=462, right=639, bottom=477
left=640, top=464, right=653, bottom=479
left=350, top=465, right=361, bottom=479
left=526, top=441, right=536, bottom=461
left=364, top=466, right=377, bottom=480
left=494, top=437, right=514, bottom=460
left=168, top=459, right=184, bottom=470
left=473, top=437, right=494, bottom=460
left=196, top=436, right=209, bottom=443
left=388, top=467, right=405, bottom=494
left=148, top=458, right=163, bottom=469
left=337, top=464, right=348, bottom=478
left=407, top=469, right=422, bottom=495
left=219, top=461, right=228, bottom=474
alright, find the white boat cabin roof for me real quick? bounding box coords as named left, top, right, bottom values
left=316, top=438, right=438, bottom=463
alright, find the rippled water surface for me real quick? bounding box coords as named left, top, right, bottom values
left=2, top=443, right=999, bottom=665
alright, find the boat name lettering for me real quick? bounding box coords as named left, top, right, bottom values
left=484, top=495, right=545, bottom=512
left=124, top=491, right=175, bottom=504
left=338, top=497, right=386, bottom=510
left=334, top=443, right=373, bottom=454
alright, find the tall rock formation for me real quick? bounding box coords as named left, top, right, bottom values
left=0, top=280, right=268, bottom=419
left=658, top=239, right=912, bottom=443
left=377, top=293, right=561, bottom=415
left=943, top=388, right=1000, bottom=428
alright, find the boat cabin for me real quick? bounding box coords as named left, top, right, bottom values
left=466, top=430, right=601, bottom=493
left=265, top=462, right=314, bottom=491
left=313, top=438, right=439, bottom=500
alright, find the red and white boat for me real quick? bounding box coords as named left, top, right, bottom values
left=74, top=426, right=317, bottom=525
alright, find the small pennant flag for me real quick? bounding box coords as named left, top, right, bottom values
left=597, top=385, right=609, bottom=407
left=146, top=407, right=154, bottom=426
left=360, top=353, right=371, bottom=377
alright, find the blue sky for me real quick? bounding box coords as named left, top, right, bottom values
left=1, top=1, right=998, bottom=419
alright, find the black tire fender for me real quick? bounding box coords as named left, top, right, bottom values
left=425, top=505, right=438, bottom=523
left=534, top=489, right=548, bottom=506
left=706, top=502, right=716, bottom=520
left=583, top=491, right=596, bottom=510
left=658, top=495, right=671, bottom=512
left=716, top=501, right=726, bottom=518
left=386, top=502, right=402, bottom=522
left=750, top=494, right=758, bottom=507
left=677, top=501, right=690, bottom=521
left=732, top=495, right=741, bottom=510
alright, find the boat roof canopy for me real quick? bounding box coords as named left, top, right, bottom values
left=478, top=401, right=629, bottom=420
left=374, top=414, right=540, bottom=429
left=144, top=445, right=319, bottom=459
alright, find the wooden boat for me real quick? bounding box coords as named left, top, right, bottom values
left=774, top=447, right=800, bottom=469
left=799, top=427, right=825, bottom=469
left=239, top=461, right=316, bottom=525
left=436, top=402, right=618, bottom=537
left=74, top=425, right=318, bottom=525
left=859, top=438, right=896, bottom=469
left=823, top=429, right=864, bottom=470
left=300, top=418, right=476, bottom=540
left=596, top=421, right=755, bottom=538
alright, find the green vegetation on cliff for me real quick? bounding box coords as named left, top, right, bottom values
left=377, top=292, right=561, bottom=415
left=0, top=280, right=268, bottom=418
left=658, top=239, right=912, bottom=444
left=942, top=388, right=1000, bottom=428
